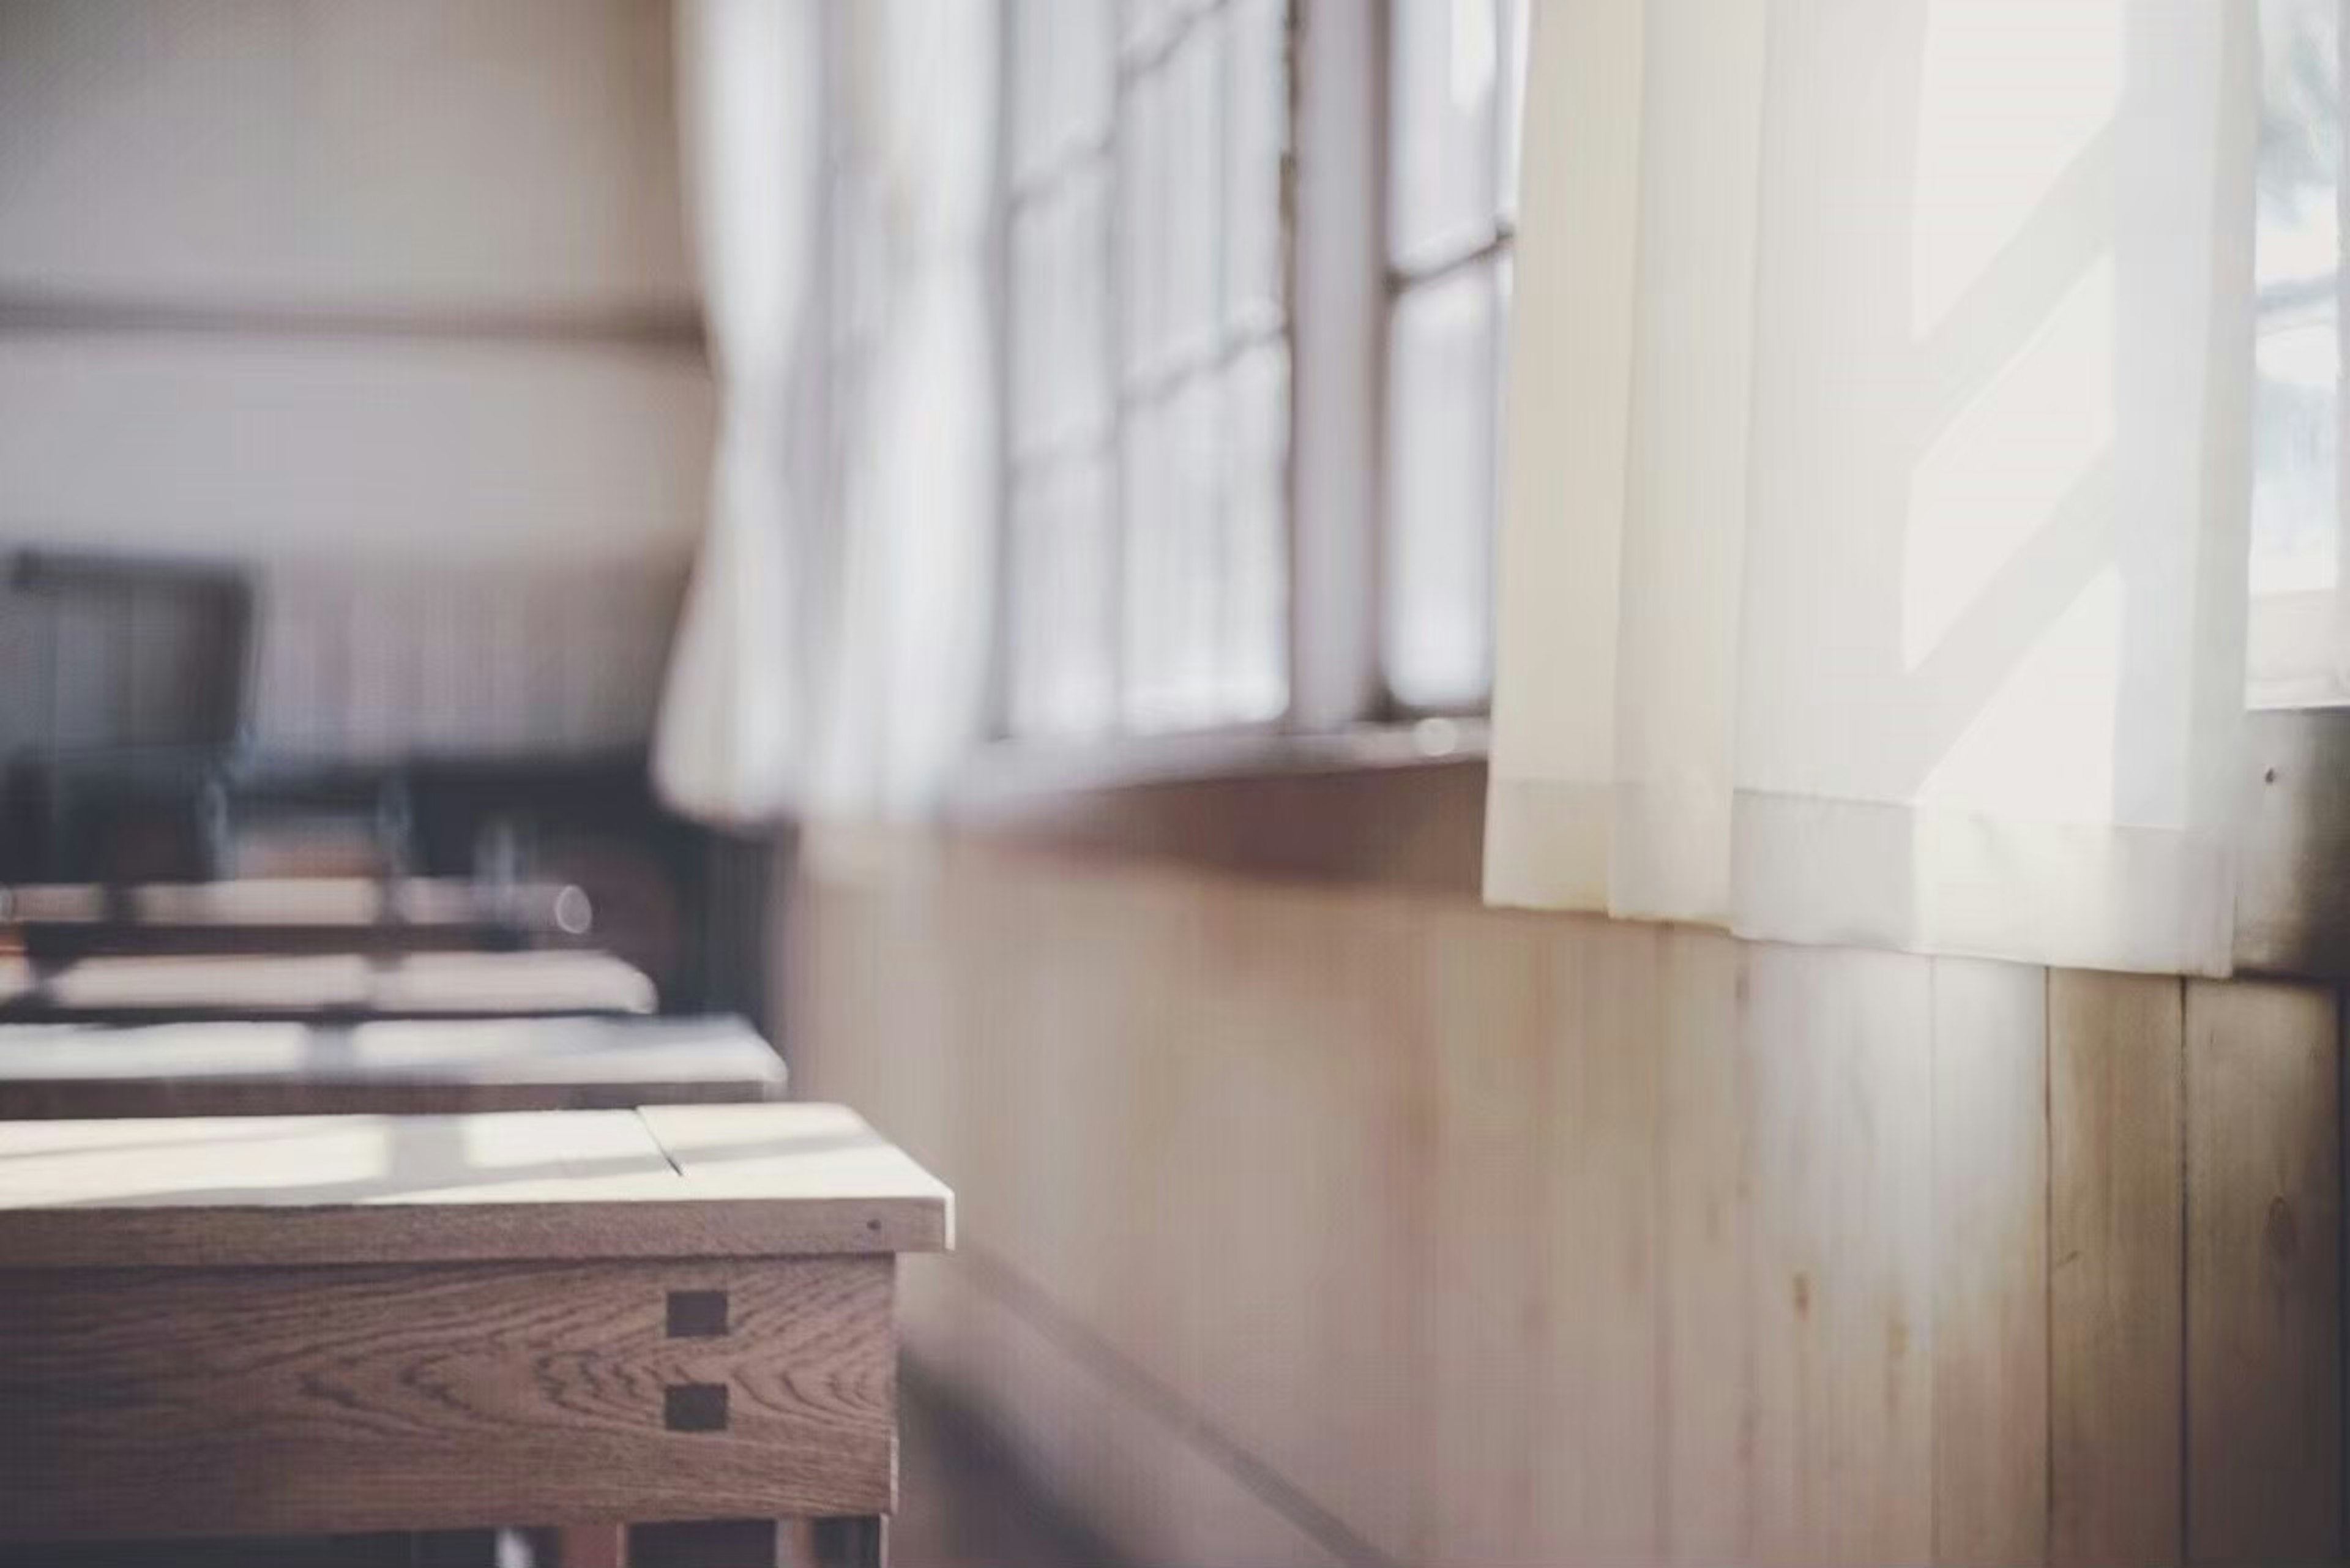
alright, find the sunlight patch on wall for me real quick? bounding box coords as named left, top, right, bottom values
left=1903, top=258, right=2114, bottom=671
left=1920, top=565, right=2122, bottom=822
left=1909, top=0, right=2122, bottom=341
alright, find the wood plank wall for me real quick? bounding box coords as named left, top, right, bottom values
left=783, top=834, right=2346, bottom=1568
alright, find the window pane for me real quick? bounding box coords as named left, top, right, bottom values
left=1009, top=0, right=1057, bottom=182
left=1012, top=0, right=1115, bottom=182
left=1124, top=0, right=1177, bottom=62
left=1390, top=0, right=1501, bottom=273
left=1384, top=260, right=1499, bottom=709
left=1001, top=0, right=1291, bottom=740
left=1119, top=67, right=1169, bottom=382
left=1052, top=0, right=1117, bottom=160
left=1010, top=168, right=1112, bottom=458
left=1226, top=340, right=1290, bottom=720
left=1120, top=396, right=1176, bottom=726
left=1124, top=381, right=1228, bottom=730
left=1225, top=0, right=1287, bottom=339
left=1164, top=17, right=1225, bottom=367
left=2253, top=0, right=2341, bottom=601
left=1008, top=458, right=1118, bottom=737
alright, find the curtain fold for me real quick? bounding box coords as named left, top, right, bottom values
left=1486, top=0, right=2259, bottom=976
left=808, top=0, right=998, bottom=819
left=654, top=0, right=996, bottom=828
left=653, top=0, right=818, bottom=827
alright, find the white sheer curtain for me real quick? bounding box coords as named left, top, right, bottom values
left=654, top=0, right=996, bottom=827
left=1486, top=0, right=2259, bottom=976
left=654, top=0, right=817, bottom=827
left=809, top=0, right=998, bottom=818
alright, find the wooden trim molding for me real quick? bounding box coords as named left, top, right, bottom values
left=940, top=706, right=2350, bottom=980
left=944, top=728, right=1486, bottom=895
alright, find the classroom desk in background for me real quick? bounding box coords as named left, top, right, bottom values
left=0, top=947, right=658, bottom=1022
left=0, top=1014, right=783, bottom=1119
left=0, top=876, right=595, bottom=959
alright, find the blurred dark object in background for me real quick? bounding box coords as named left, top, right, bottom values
left=0, top=549, right=769, bottom=1023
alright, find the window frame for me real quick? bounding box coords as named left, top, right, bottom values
left=970, top=0, right=1507, bottom=785
left=1376, top=0, right=1524, bottom=720
left=991, top=0, right=1299, bottom=747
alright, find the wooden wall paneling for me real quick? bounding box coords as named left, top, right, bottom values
left=857, top=848, right=1427, bottom=1567
left=778, top=871, right=887, bottom=1133
left=791, top=840, right=2350, bottom=1568
left=943, top=851, right=1199, bottom=1391
left=1422, top=905, right=1553, bottom=1564
left=2183, top=977, right=2341, bottom=1566
left=1527, top=914, right=1669, bottom=1564
left=810, top=842, right=965, bottom=1193
left=899, top=1255, right=1349, bottom=1568
left=2048, top=968, right=2184, bottom=1568
left=1659, top=927, right=1754, bottom=1565
left=1741, top=941, right=1936, bottom=1567
left=1929, top=956, right=2050, bottom=1568
left=1160, top=876, right=1426, bottom=1564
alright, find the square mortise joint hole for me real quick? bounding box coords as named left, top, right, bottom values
left=667, top=1290, right=729, bottom=1338
left=665, top=1383, right=729, bottom=1433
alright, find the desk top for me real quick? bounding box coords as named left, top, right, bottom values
left=0, top=949, right=658, bottom=1020
left=0, top=1014, right=783, bottom=1088
left=0, top=1102, right=950, bottom=1268
left=0, top=877, right=591, bottom=933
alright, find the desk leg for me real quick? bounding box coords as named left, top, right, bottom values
left=808, top=1517, right=886, bottom=1568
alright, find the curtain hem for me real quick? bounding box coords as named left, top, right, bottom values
left=1485, top=775, right=2235, bottom=977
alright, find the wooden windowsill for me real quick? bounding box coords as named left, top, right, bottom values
left=931, top=706, right=2350, bottom=983
left=940, top=722, right=1490, bottom=895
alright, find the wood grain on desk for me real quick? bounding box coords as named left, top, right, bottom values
left=0, top=1102, right=949, bottom=1545
left=0, top=1255, right=898, bottom=1538
left=0, top=1015, right=784, bottom=1119
left=0, top=1102, right=953, bottom=1267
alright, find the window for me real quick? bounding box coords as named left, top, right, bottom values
left=1001, top=0, right=1291, bottom=739
left=1382, top=0, right=1527, bottom=713
left=994, top=0, right=1529, bottom=744
left=2250, top=0, right=2344, bottom=705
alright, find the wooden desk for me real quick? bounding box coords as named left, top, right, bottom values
left=1, top=876, right=595, bottom=959
left=0, top=1103, right=950, bottom=1566
left=0, top=948, right=658, bottom=1022
left=0, top=1015, right=785, bottom=1119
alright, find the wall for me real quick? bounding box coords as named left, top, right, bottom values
left=785, top=832, right=2344, bottom=1568
left=0, top=0, right=712, bottom=754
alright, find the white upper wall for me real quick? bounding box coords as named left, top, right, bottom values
left=0, top=0, right=712, bottom=568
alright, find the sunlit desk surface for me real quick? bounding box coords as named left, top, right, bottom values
left=0, top=1103, right=950, bottom=1567
left=0, top=1014, right=783, bottom=1119
left=0, top=947, right=658, bottom=1023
